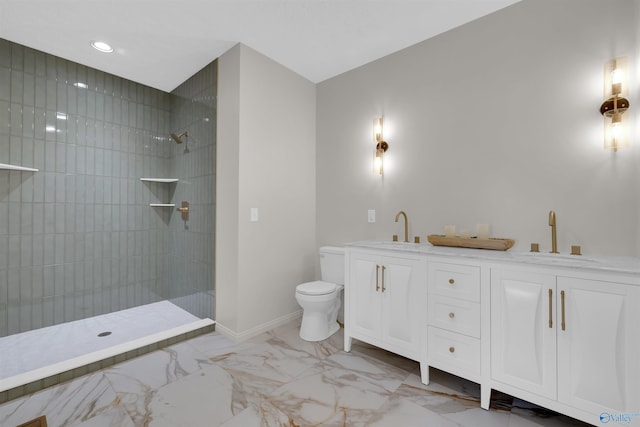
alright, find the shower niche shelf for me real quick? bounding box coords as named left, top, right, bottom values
left=0, top=162, right=39, bottom=172
left=140, top=177, right=179, bottom=207
left=140, top=178, right=179, bottom=183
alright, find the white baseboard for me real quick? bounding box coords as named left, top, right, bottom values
left=215, top=310, right=302, bottom=342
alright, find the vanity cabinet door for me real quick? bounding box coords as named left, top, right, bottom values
left=557, top=277, right=639, bottom=416
left=490, top=269, right=557, bottom=400
left=348, top=252, right=383, bottom=341
left=381, top=255, right=426, bottom=360
left=346, top=250, right=426, bottom=361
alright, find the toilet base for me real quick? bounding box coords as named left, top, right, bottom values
left=299, top=312, right=340, bottom=342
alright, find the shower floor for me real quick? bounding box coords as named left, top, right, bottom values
left=0, top=301, right=214, bottom=393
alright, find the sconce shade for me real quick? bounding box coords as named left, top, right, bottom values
left=603, top=57, right=628, bottom=99
left=373, top=118, right=383, bottom=142
left=373, top=117, right=389, bottom=175
left=603, top=110, right=629, bottom=151
left=374, top=141, right=388, bottom=175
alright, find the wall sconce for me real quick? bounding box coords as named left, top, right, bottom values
left=373, top=117, right=389, bottom=175
left=599, top=57, right=630, bottom=152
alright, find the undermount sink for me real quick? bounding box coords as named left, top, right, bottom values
left=356, top=241, right=423, bottom=251
left=511, top=252, right=598, bottom=266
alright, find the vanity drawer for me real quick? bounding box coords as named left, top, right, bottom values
left=428, top=262, right=480, bottom=302
left=427, top=326, right=480, bottom=378
left=428, top=294, right=480, bottom=338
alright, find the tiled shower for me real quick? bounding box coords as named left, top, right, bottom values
left=0, top=37, right=216, bottom=338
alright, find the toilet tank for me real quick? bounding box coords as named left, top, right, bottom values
left=319, top=246, right=345, bottom=285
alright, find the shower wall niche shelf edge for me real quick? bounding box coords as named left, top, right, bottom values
left=0, top=163, right=39, bottom=172
left=140, top=177, right=179, bottom=207
left=140, top=178, right=179, bottom=183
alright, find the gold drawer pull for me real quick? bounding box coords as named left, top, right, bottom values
left=448, top=312, right=455, bottom=319
left=548, top=288, right=553, bottom=328
left=449, top=346, right=455, bottom=353
left=375, top=265, right=380, bottom=291
left=561, top=290, right=566, bottom=331
left=381, top=265, right=386, bottom=292
left=448, top=278, right=455, bottom=285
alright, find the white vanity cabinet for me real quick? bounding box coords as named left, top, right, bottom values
left=345, top=242, right=640, bottom=426
left=344, top=249, right=427, bottom=361
left=491, top=267, right=640, bottom=424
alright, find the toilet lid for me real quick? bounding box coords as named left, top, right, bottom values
left=297, top=281, right=337, bottom=296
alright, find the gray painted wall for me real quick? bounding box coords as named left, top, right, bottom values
left=216, top=44, right=316, bottom=339
left=316, top=0, right=639, bottom=257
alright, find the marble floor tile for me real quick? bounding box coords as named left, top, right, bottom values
left=210, top=341, right=326, bottom=385
left=74, top=405, right=136, bottom=427
left=393, top=372, right=481, bottom=414
left=143, top=364, right=238, bottom=427
left=0, top=319, right=593, bottom=427
left=0, top=372, right=120, bottom=427
left=349, top=338, right=421, bottom=373
left=324, top=350, right=412, bottom=393
left=420, top=367, right=482, bottom=400
left=443, top=406, right=511, bottom=427
left=219, top=405, right=264, bottom=427
left=103, top=340, right=211, bottom=392
left=207, top=341, right=323, bottom=415
left=262, top=366, right=392, bottom=427
left=366, top=397, right=461, bottom=427
left=508, top=406, right=593, bottom=427
left=261, top=318, right=344, bottom=360
left=179, top=331, right=240, bottom=358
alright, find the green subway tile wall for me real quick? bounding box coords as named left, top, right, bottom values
left=0, top=38, right=216, bottom=336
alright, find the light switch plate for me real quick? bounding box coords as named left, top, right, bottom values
left=368, top=209, right=376, bottom=223
left=250, top=207, right=259, bottom=222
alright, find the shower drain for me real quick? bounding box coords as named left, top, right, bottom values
left=97, top=331, right=112, bottom=337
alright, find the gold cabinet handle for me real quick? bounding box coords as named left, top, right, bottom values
left=375, top=265, right=380, bottom=292
left=449, top=346, right=455, bottom=353
left=381, top=265, right=386, bottom=292
left=561, top=290, right=566, bottom=331
left=448, top=278, right=455, bottom=285
left=449, top=312, right=455, bottom=319
left=548, top=289, right=553, bottom=328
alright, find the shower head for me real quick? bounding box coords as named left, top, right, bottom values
left=170, top=131, right=189, bottom=144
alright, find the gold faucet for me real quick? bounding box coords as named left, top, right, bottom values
left=549, top=210, right=559, bottom=254
left=395, top=210, right=409, bottom=243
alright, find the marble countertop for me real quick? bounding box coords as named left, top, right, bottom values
left=346, top=241, right=640, bottom=276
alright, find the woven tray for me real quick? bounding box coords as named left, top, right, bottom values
left=427, top=234, right=515, bottom=251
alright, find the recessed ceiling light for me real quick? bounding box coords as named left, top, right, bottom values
left=91, top=40, right=113, bottom=53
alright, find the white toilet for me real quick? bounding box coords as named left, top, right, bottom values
left=295, top=246, right=344, bottom=341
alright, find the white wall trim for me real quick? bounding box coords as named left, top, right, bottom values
left=215, top=310, right=303, bottom=342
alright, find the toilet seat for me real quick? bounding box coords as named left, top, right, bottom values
left=296, top=280, right=336, bottom=296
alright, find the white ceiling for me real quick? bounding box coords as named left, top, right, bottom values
left=0, top=0, right=520, bottom=92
